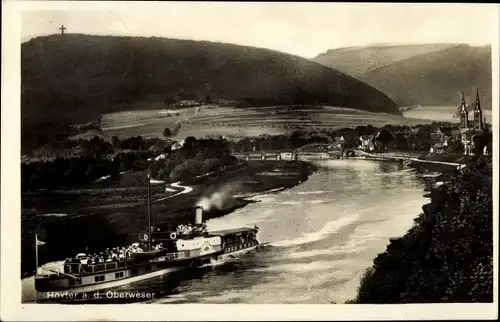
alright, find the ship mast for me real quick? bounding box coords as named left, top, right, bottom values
left=147, top=162, right=152, bottom=250
left=35, top=233, right=39, bottom=276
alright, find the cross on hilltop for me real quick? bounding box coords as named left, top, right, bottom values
left=59, top=25, right=66, bottom=35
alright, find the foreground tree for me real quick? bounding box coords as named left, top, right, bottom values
left=163, top=128, right=172, bottom=138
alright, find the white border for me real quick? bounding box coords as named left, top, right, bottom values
left=1, top=1, right=499, bottom=321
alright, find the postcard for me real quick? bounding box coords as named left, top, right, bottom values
left=1, top=1, right=498, bottom=320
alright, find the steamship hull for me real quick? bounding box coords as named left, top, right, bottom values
left=35, top=238, right=259, bottom=301
left=35, top=253, right=216, bottom=301
left=34, top=205, right=260, bottom=302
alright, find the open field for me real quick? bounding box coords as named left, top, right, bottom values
left=181, top=106, right=426, bottom=129
left=99, top=106, right=289, bottom=140
left=100, top=108, right=191, bottom=136
left=98, top=105, right=468, bottom=141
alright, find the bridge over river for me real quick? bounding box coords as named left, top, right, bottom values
left=232, top=143, right=353, bottom=161
left=232, top=143, right=465, bottom=167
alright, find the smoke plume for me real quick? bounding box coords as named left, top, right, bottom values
left=195, top=182, right=242, bottom=211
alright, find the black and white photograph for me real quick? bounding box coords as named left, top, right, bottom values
left=1, top=1, right=498, bottom=320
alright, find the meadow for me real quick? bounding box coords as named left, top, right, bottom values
left=98, top=104, right=469, bottom=141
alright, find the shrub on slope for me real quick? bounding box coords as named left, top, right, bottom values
left=351, top=156, right=493, bottom=303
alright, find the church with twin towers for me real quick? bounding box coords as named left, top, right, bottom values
left=457, top=89, right=489, bottom=155
left=458, top=89, right=486, bottom=131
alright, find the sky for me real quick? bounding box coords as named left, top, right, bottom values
left=20, top=2, right=499, bottom=58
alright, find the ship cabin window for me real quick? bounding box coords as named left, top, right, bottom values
left=224, top=231, right=254, bottom=247
left=131, top=269, right=139, bottom=276
left=69, top=278, right=82, bottom=286
left=115, top=272, right=124, bottom=279
left=94, top=275, right=105, bottom=283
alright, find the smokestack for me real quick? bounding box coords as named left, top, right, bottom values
left=195, top=206, right=203, bottom=225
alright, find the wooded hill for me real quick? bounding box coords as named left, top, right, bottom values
left=21, top=34, right=399, bottom=150
left=313, top=44, right=492, bottom=109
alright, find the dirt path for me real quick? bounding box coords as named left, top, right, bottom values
left=155, top=181, right=194, bottom=202
left=175, top=106, right=203, bottom=125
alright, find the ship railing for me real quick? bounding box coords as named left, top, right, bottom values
left=59, top=260, right=132, bottom=275
left=152, top=232, right=208, bottom=240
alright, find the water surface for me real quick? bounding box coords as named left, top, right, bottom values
left=124, top=160, right=428, bottom=303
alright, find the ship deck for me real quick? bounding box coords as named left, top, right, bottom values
left=209, top=227, right=255, bottom=236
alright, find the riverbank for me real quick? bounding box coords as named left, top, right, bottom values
left=407, top=153, right=489, bottom=193
left=349, top=155, right=493, bottom=303
left=21, top=160, right=317, bottom=278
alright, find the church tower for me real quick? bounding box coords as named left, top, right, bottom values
left=473, top=88, right=483, bottom=131
left=459, top=92, right=468, bottom=128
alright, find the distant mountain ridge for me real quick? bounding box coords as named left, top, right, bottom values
left=313, top=44, right=492, bottom=110
left=21, top=34, right=400, bottom=150
left=314, top=43, right=456, bottom=76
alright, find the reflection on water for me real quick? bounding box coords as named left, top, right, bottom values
left=25, top=159, right=430, bottom=304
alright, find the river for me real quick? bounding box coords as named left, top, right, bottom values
left=36, top=158, right=428, bottom=304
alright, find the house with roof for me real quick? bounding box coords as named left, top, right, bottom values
left=332, top=135, right=345, bottom=149
left=170, top=141, right=184, bottom=151
left=429, top=141, right=449, bottom=154
left=410, top=127, right=421, bottom=135
left=430, top=126, right=460, bottom=144
left=358, top=135, right=375, bottom=151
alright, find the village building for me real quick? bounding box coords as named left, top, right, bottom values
left=170, top=141, right=184, bottom=151
left=332, top=135, right=345, bottom=149
left=358, top=135, right=375, bottom=151
left=429, top=141, right=449, bottom=154
left=154, top=153, right=167, bottom=161
left=428, top=126, right=461, bottom=154
left=172, top=100, right=202, bottom=108
left=430, top=127, right=460, bottom=144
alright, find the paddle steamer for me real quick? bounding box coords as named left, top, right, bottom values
left=34, top=173, right=260, bottom=298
